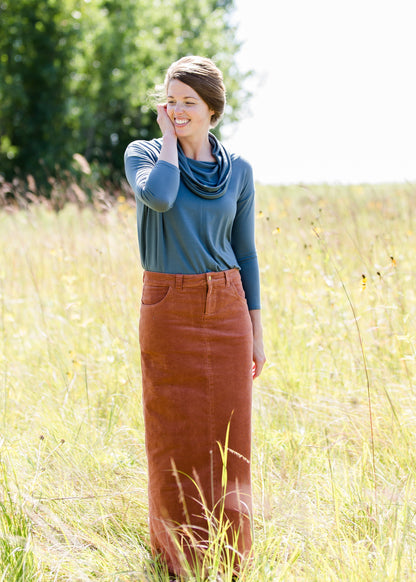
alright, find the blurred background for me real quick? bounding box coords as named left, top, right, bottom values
left=1, top=0, right=415, bottom=198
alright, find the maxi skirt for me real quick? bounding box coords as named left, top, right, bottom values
left=139, top=269, right=254, bottom=576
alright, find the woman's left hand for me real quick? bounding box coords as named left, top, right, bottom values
left=249, top=309, right=266, bottom=379
left=252, top=336, right=266, bottom=379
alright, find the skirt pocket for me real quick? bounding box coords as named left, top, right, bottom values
left=229, top=280, right=248, bottom=305
left=141, top=285, right=172, bottom=307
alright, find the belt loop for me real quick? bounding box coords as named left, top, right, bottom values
left=175, top=274, right=183, bottom=289
left=224, top=270, right=230, bottom=286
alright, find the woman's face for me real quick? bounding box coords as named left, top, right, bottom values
left=166, top=80, right=214, bottom=140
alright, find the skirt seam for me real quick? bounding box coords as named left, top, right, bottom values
left=203, top=316, right=216, bottom=508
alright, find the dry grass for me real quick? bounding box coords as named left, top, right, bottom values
left=1, top=181, right=416, bottom=580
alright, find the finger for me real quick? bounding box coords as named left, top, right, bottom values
left=157, top=103, right=168, bottom=114
left=252, top=357, right=265, bottom=379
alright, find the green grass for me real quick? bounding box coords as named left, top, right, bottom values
left=1, top=182, right=416, bottom=580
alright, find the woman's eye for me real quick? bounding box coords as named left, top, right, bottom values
left=166, top=100, right=195, bottom=107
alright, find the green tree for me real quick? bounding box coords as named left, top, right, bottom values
left=0, top=0, right=248, bottom=189
left=0, top=0, right=79, bottom=184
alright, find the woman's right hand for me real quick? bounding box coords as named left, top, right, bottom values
left=156, top=104, right=179, bottom=167
left=157, top=104, right=176, bottom=138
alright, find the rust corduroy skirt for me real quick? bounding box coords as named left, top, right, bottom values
left=139, top=268, right=254, bottom=575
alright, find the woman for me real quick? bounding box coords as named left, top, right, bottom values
left=124, top=56, right=265, bottom=578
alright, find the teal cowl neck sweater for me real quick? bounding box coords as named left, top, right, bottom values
left=124, top=135, right=261, bottom=309
left=177, top=133, right=232, bottom=199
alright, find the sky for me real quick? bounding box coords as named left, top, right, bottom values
left=222, top=0, right=416, bottom=185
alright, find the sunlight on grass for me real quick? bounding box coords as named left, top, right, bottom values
left=1, top=183, right=416, bottom=580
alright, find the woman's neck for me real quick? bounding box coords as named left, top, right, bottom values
left=179, top=135, right=215, bottom=162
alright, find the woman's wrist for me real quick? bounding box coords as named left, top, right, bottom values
left=159, top=133, right=178, bottom=167
left=249, top=309, right=263, bottom=336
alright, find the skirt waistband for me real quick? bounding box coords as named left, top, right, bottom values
left=143, top=268, right=241, bottom=289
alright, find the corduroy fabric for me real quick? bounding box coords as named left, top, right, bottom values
left=139, top=268, right=253, bottom=576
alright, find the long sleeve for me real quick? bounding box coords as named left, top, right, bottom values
left=124, top=140, right=180, bottom=212
left=231, top=163, right=261, bottom=310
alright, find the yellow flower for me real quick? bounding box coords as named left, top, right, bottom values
left=361, top=274, right=367, bottom=291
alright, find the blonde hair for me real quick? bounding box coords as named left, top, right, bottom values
left=164, top=56, right=226, bottom=127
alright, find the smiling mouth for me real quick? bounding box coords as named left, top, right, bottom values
left=175, top=119, right=190, bottom=127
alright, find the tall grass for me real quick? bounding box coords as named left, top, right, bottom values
left=1, top=182, right=416, bottom=580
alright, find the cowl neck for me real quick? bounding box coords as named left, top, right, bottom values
left=177, top=133, right=232, bottom=199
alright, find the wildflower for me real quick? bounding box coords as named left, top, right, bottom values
left=361, top=274, right=367, bottom=291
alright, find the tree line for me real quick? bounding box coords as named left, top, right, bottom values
left=0, top=0, right=248, bottom=192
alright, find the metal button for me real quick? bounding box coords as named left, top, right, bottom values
left=208, top=275, right=212, bottom=280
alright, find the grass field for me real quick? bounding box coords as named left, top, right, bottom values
left=1, top=182, right=416, bottom=581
